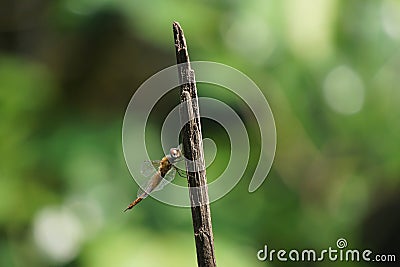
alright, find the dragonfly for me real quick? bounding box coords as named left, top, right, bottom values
left=124, top=147, right=183, bottom=211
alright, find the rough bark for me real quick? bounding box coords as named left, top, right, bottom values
left=173, top=21, right=217, bottom=267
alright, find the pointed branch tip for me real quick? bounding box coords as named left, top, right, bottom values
left=173, top=22, right=189, bottom=64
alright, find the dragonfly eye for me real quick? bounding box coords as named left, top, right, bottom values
left=170, top=148, right=181, bottom=159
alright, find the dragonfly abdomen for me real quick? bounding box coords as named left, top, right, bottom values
left=124, top=197, right=143, bottom=211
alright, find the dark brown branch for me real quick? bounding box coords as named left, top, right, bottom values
left=173, top=21, right=217, bottom=267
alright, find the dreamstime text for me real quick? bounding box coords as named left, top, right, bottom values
left=257, top=238, right=396, bottom=263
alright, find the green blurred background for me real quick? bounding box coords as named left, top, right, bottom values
left=1, top=0, right=399, bottom=266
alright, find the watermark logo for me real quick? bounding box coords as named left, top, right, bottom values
left=122, top=61, right=276, bottom=207
left=336, top=238, right=347, bottom=249
left=257, top=238, right=396, bottom=262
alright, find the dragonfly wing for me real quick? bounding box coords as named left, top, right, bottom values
left=140, top=160, right=160, bottom=177
left=137, top=171, right=163, bottom=198
left=153, top=167, right=176, bottom=192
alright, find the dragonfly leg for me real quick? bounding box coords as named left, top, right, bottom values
left=176, top=168, right=187, bottom=178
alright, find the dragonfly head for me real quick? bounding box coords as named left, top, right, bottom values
left=167, top=147, right=182, bottom=164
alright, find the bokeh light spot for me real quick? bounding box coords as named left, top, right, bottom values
left=284, top=0, right=336, bottom=61
left=223, top=15, right=275, bottom=65
left=323, top=65, right=365, bottom=115
left=33, top=206, right=84, bottom=263
left=381, top=0, right=400, bottom=40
